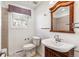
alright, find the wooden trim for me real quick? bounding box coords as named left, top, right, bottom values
left=50, top=30, right=75, bottom=33
left=49, top=1, right=74, bottom=33
left=49, top=1, right=74, bottom=12
left=8, top=5, right=31, bottom=16
left=69, top=2, right=74, bottom=32
left=51, top=12, right=53, bottom=30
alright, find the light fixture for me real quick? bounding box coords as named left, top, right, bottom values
left=49, top=1, right=54, bottom=5
left=49, top=1, right=58, bottom=6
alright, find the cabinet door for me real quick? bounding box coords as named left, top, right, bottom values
left=45, top=47, right=74, bottom=57
left=45, top=47, right=61, bottom=57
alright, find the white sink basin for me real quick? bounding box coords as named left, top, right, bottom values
left=42, top=39, right=75, bottom=52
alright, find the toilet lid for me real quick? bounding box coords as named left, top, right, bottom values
left=32, top=36, right=40, bottom=39
left=23, top=44, right=36, bottom=50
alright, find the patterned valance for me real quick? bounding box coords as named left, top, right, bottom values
left=8, top=5, right=31, bottom=16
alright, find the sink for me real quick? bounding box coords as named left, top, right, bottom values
left=43, top=39, right=63, bottom=47
left=42, top=38, right=75, bottom=52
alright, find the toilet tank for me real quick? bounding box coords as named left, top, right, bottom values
left=32, top=36, right=41, bottom=46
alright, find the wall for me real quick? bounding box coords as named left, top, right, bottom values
left=0, top=1, right=1, bottom=50
left=35, top=1, right=79, bottom=57
left=2, top=1, right=35, bottom=56
left=1, top=7, right=8, bottom=49
left=35, top=2, right=51, bottom=39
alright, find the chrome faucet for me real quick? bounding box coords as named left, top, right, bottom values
left=54, top=35, right=62, bottom=42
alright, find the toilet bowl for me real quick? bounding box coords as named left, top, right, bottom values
left=23, top=43, right=36, bottom=57
left=23, top=44, right=36, bottom=50
left=23, top=36, right=41, bottom=57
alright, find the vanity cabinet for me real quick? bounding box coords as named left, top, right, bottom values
left=45, top=47, right=74, bottom=57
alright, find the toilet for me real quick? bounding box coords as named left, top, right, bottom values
left=23, top=36, right=41, bottom=57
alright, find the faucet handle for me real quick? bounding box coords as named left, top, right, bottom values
left=54, top=35, right=59, bottom=39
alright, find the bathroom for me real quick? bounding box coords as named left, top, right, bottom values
left=0, top=0, right=79, bottom=57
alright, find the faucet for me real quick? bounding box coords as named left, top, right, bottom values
left=54, top=35, right=62, bottom=42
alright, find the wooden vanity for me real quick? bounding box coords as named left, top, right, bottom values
left=45, top=47, right=74, bottom=57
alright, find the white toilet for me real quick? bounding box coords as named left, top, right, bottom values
left=23, top=36, right=41, bottom=57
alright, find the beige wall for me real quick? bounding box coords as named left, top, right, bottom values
left=1, top=7, right=8, bottom=49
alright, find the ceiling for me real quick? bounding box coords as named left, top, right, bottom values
left=2, top=1, right=44, bottom=9
left=13, top=1, right=42, bottom=9
left=2, top=1, right=57, bottom=9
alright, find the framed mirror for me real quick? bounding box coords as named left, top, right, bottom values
left=49, top=1, right=74, bottom=33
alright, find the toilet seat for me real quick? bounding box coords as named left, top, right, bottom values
left=23, top=44, right=36, bottom=50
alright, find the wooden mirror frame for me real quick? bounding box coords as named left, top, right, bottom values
left=49, top=1, right=74, bottom=33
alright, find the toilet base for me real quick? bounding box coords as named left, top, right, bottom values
left=25, top=48, right=36, bottom=57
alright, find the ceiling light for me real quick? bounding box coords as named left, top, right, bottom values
left=48, top=1, right=58, bottom=7
left=49, top=1, right=54, bottom=5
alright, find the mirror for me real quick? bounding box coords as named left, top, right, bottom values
left=53, top=6, right=69, bottom=31
left=49, top=1, right=74, bottom=33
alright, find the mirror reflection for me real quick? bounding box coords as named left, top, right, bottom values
left=53, top=6, right=69, bottom=31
